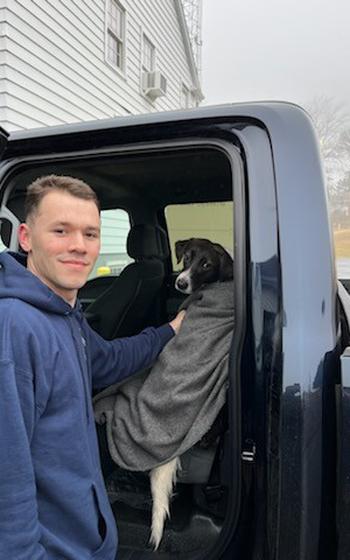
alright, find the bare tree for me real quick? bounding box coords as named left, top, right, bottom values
left=305, top=96, right=350, bottom=203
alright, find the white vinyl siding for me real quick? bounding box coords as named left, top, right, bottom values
left=0, top=0, right=200, bottom=130
left=100, top=209, right=130, bottom=255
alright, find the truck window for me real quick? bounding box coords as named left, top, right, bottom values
left=333, top=228, right=350, bottom=280
left=89, top=208, right=133, bottom=279
left=165, top=201, right=234, bottom=270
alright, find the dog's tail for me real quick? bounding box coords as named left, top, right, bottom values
left=149, top=457, right=181, bottom=550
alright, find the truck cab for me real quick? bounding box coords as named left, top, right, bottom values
left=0, top=101, right=349, bottom=560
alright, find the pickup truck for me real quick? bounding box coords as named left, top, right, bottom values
left=0, top=101, right=349, bottom=560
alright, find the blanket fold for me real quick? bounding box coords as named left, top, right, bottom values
left=94, top=281, right=234, bottom=472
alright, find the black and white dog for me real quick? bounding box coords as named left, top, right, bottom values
left=149, top=238, right=233, bottom=549
left=175, top=238, right=233, bottom=294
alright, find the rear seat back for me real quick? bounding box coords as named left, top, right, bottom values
left=85, top=224, right=168, bottom=339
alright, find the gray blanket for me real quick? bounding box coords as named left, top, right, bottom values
left=94, top=281, right=234, bottom=472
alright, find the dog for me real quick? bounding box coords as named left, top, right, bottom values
left=174, top=238, right=233, bottom=294
left=149, top=238, right=233, bottom=549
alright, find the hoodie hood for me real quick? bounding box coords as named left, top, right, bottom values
left=0, top=251, right=75, bottom=315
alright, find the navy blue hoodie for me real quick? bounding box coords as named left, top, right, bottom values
left=0, top=252, right=174, bottom=560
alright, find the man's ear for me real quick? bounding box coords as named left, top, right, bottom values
left=213, top=243, right=234, bottom=281
left=18, top=223, right=31, bottom=253
left=175, top=239, right=191, bottom=264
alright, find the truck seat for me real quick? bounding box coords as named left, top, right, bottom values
left=85, top=224, right=168, bottom=339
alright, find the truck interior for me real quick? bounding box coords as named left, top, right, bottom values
left=0, top=142, right=240, bottom=559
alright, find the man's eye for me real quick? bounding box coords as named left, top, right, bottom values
left=54, top=229, right=65, bottom=235
left=86, top=232, right=99, bottom=239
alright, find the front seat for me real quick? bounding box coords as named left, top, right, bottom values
left=85, top=224, right=168, bottom=340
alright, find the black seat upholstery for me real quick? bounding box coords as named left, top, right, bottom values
left=85, top=224, right=168, bottom=340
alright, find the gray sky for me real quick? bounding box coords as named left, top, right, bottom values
left=201, top=0, right=350, bottom=113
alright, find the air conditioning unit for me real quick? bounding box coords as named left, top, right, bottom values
left=142, top=70, right=167, bottom=100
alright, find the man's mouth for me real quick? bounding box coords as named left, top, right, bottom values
left=60, top=260, right=89, bottom=268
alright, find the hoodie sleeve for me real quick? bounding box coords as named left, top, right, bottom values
left=0, top=359, right=48, bottom=560
left=89, top=324, right=175, bottom=389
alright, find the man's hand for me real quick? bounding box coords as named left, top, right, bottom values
left=169, top=310, right=186, bottom=334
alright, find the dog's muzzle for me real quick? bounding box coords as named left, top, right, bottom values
left=175, top=270, right=192, bottom=294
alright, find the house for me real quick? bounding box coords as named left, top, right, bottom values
left=0, top=0, right=203, bottom=131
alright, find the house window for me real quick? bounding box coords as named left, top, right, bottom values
left=181, top=84, right=191, bottom=108
left=106, top=0, right=125, bottom=71
left=142, top=34, right=155, bottom=73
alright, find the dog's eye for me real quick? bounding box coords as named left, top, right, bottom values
left=202, top=262, right=211, bottom=270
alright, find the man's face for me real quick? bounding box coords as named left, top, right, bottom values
left=18, top=190, right=101, bottom=306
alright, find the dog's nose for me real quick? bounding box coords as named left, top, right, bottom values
left=176, top=277, right=188, bottom=291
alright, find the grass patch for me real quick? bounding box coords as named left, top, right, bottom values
left=334, top=229, right=350, bottom=258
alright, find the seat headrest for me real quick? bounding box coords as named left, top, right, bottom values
left=127, top=225, right=169, bottom=260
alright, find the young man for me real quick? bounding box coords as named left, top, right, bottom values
left=0, top=175, right=185, bottom=560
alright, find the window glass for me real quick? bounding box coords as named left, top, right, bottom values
left=333, top=223, right=350, bottom=280
left=0, top=220, right=11, bottom=251
left=142, top=34, right=155, bottom=73
left=108, top=0, right=123, bottom=38
left=89, top=208, right=132, bottom=279
left=106, top=0, right=125, bottom=71
left=165, top=201, right=234, bottom=270
left=330, top=176, right=350, bottom=280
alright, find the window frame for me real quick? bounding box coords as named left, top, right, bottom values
left=142, top=33, right=156, bottom=74
left=180, top=83, right=191, bottom=109
left=105, top=0, right=127, bottom=76
left=140, top=30, right=158, bottom=102
left=0, top=138, right=246, bottom=552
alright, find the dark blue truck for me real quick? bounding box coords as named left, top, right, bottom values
left=0, top=101, right=349, bottom=559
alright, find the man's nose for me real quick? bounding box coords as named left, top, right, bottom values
left=68, top=232, right=87, bottom=252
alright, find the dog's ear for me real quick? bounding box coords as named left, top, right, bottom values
left=213, top=243, right=234, bottom=281
left=175, top=239, right=191, bottom=264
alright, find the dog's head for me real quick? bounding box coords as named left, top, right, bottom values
left=175, top=238, right=233, bottom=294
